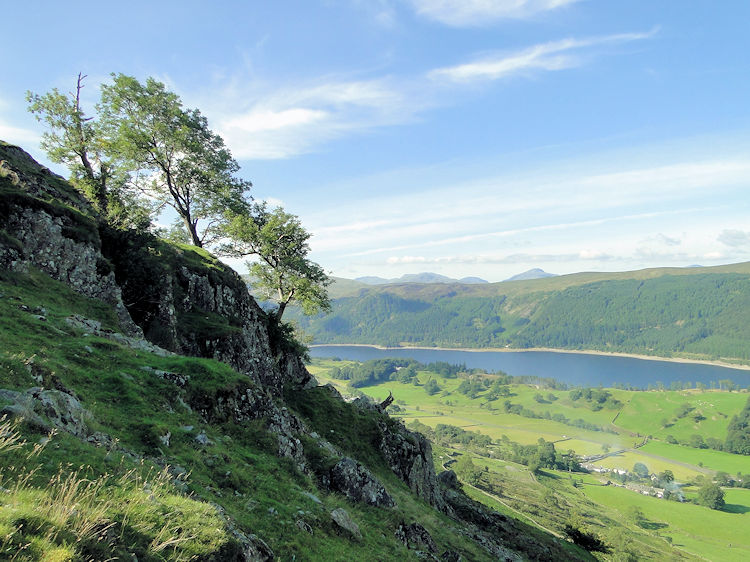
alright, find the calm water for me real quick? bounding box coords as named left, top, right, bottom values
left=309, top=345, right=750, bottom=389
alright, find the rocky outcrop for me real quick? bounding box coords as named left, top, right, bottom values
left=0, top=387, right=91, bottom=438
left=0, top=144, right=140, bottom=336
left=189, top=381, right=306, bottom=467
left=329, top=457, right=395, bottom=507
left=101, top=228, right=313, bottom=394
left=1, top=143, right=312, bottom=395
left=377, top=417, right=446, bottom=511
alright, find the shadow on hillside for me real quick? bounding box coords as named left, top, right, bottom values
left=638, top=520, right=668, bottom=531
left=722, top=503, right=750, bottom=515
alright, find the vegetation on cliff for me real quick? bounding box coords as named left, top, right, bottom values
left=1, top=141, right=592, bottom=560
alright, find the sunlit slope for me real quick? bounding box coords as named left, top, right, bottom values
left=296, top=263, right=750, bottom=363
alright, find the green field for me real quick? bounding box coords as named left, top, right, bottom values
left=310, top=357, right=750, bottom=561
left=581, top=484, right=750, bottom=561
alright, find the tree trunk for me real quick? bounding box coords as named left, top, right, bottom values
left=182, top=214, right=203, bottom=247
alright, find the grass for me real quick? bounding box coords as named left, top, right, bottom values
left=581, top=483, right=750, bottom=561
left=2, top=267, right=545, bottom=560
left=0, top=419, right=236, bottom=561
left=616, top=390, right=748, bottom=443
left=311, top=357, right=750, bottom=561
left=639, top=441, right=750, bottom=475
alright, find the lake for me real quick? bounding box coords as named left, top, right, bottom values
left=309, top=345, right=750, bottom=389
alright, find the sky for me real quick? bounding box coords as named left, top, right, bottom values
left=3, top=1, right=750, bottom=282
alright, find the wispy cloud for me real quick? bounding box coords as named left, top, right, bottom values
left=408, top=0, right=582, bottom=26
left=718, top=229, right=750, bottom=248
left=0, top=118, right=39, bottom=146
left=429, top=30, right=657, bottom=83
left=308, top=156, right=748, bottom=257
left=386, top=250, right=616, bottom=265
left=206, top=76, right=426, bottom=159
left=201, top=27, right=656, bottom=160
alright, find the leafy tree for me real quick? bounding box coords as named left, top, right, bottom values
left=697, top=482, right=725, bottom=510
left=222, top=203, right=330, bottom=320
left=99, top=73, right=250, bottom=246
left=633, top=462, right=649, bottom=478
left=454, top=454, right=481, bottom=485
left=26, top=74, right=147, bottom=227
left=725, top=396, right=750, bottom=454
left=424, top=378, right=441, bottom=396
left=658, top=470, right=674, bottom=484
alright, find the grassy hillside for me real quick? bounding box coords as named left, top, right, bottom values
left=292, top=263, right=750, bottom=364
left=309, top=357, right=750, bottom=561
left=0, top=268, right=502, bottom=560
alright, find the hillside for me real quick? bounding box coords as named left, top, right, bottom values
left=0, top=142, right=591, bottom=560
left=309, top=357, right=750, bottom=562
left=292, top=263, right=750, bottom=364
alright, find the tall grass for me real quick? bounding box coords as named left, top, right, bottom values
left=0, top=418, right=229, bottom=561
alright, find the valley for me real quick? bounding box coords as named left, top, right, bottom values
left=309, top=357, right=750, bottom=561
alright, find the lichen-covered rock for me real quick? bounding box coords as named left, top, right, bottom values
left=395, top=521, right=438, bottom=553
left=0, top=144, right=140, bottom=336
left=190, top=382, right=307, bottom=468
left=0, top=387, right=91, bottom=437
left=330, top=507, right=362, bottom=541
left=329, top=457, right=395, bottom=507
left=377, top=418, right=445, bottom=510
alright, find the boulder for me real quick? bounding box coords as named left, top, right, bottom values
left=0, top=388, right=91, bottom=438
left=329, top=457, right=395, bottom=507
left=395, top=521, right=438, bottom=554
left=330, top=508, right=362, bottom=541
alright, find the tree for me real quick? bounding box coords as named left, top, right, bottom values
left=454, top=454, right=481, bottom=485
left=633, top=462, right=649, bottom=479
left=697, top=482, right=725, bottom=510
left=99, top=73, right=250, bottom=247
left=26, top=74, right=146, bottom=227
left=222, top=203, right=331, bottom=320
left=424, top=378, right=441, bottom=396
left=658, top=470, right=674, bottom=485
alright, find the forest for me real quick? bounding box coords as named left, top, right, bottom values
left=291, top=269, right=750, bottom=363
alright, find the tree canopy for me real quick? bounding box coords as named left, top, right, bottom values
left=697, top=482, right=725, bottom=510
left=222, top=203, right=330, bottom=320
left=99, top=74, right=250, bottom=246
left=26, top=74, right=147, bottom=228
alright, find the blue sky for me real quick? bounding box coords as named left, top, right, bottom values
left=3, top=1, right=750, bottom=281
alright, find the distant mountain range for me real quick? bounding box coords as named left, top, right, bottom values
left=355, top=272, right=489, bottom=285
left=503, top=268, right=556, bottom=282
left=290, top=261, right=750, bottom=363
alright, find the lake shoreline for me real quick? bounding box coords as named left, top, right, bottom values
left=309, top=343, right=750, bottom=372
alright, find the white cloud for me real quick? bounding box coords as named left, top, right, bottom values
left=0, top=120, right=40, bottom=146
left=408, top=0, right=582, bottom=26
left=429, top=30, right=657, bottom=83
left=224, top=108, right=328, bottom=134
left=386, top=251, right=616, bottom=265
left=718, top=229, right=750, bottom=248
left=209, top=76, right=425, bottom=159
left=204, top=27, right=656, bottom=160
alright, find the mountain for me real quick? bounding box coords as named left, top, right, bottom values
left=354, top=275, right=391, bottom=284
left=0, top=141, right=582, bottom=561
left=291, top=261, right=750, bottom=363
left=504, top=268, right=556, bottom=282
left=355, top=272, right=488, bottom=285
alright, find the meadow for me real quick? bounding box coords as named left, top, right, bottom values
left=309, top=357, right=750, bottom=561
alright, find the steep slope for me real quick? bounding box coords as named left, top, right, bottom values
left=292, top=264, right=750, bottom=363
left=0, top=142, right=589, bottom=560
